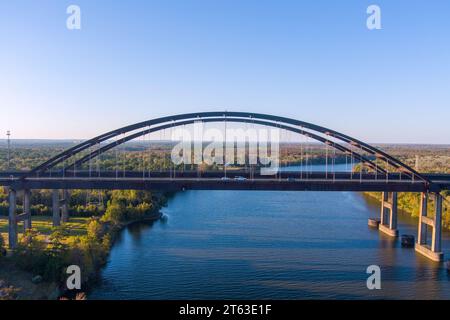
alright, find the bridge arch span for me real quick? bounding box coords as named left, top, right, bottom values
left=24, top=111, right=429, bottom=183
left=65, top=117, right=385, bottom=175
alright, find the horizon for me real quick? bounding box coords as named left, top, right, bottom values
left=1, top=138, right=450, bottom=147
left=1, top=1, right=450, bottom=143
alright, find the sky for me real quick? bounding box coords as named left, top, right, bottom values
left=0, top=0, right=449, bottom=143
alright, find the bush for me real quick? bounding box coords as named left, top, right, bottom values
left=12, top=229, right=47, bottom=276
left=44, top=227, right=70, bottom=281
left=86, top=217, right=103, bottom=240
left=9, top=189, right=163, bottom=286
left=0, top=234, right=6, bottom=257
left=102, top=201, right=125, bottom=224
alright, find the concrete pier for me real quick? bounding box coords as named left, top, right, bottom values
left=417, top=192, right=428, bottom=245
left=415, top=192, right=444, bottom=262
left=52, top=189, right=61, bottom=227
left=368, top=218, right=380, bottom=228
left=23, top=189, right=32, bottom=230
left=61, top=190, right=70, bottom=223
left=379, top=192, right=399, bottom=237
left=8, top=189, right=17, bottom=249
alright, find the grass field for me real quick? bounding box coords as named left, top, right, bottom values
left=0, top=216, right=90, bottom=247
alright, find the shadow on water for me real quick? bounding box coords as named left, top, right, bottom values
left=127, top=220, right=157, bottom=242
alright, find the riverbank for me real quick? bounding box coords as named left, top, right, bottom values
left=58, top=210, right=163, bottom=299
left=0, top=211, right=162, bottom=300
left=0, top=216, right=91, bottom=300
left=0, top=190, right=166, bottom=300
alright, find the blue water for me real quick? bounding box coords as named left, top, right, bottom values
left=90, top=165, right=450, bottom=300
left=279, top=162, right=353, bottom=172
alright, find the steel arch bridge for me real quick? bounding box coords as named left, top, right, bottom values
left=22, top=111, right=428, bottom=181
left=3, top=111, right=449, bottom=260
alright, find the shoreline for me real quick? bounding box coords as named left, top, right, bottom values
left=0, top=210, right=163, bottom=300
left=60, top=210, right=164, bottom=300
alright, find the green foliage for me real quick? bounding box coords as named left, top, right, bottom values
left=0, top=233, right=6, bottom=258
left=44, top=227, right=69, bottom=281
left=12, top=229, right=47, bottom=276
left=86, top=217, right=103, bottom=240
left=9, top=188, right=162, bottom=285
left=397, top=193, right=421, bottom=217
left=101, top=190, right=155, bottom=225
left=102, top=201, right=124, bottom=224
left=12, top=224, right=110, bottom=283
left=12, top=227, right=69, bottom=281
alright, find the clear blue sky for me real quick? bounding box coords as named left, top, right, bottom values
left=0, top=0, right=449, bottom=143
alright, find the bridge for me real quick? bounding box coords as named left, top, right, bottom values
left=1, top=111, right=449, bottom=261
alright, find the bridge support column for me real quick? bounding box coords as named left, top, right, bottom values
left=417, top=193, right=428, bottom=245
left=379, top=192, right=399, bottom=237
left=415, top=192, right=444, bottom=261
left=22, top=189, right=32, bottom=230
left=52, top=189, right=61, bottom=227
left=61, top=190, right=70, bottom=223
left=8, top=189, right=18, bottom=249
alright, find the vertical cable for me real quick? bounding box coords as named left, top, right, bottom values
left=350, top=150, right=353, bottom=180
left=300, top=132, right=303, bottom=180
left=142, top=130, right=146, bottom=180
left=122, top=133, right=126, bottom=178
left=115, top=136, right=118, bottom=180
left=224, top=115, right=227, bottom=178
left=332, top=144, right=336, bottom=182
left=325, top=142, right=329, bottom=180
left=97, top=142, right=101, bottom=178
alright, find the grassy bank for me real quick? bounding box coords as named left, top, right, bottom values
left=0, top=216, right=90, bottom=247
left=0, top=190, right=166, bottom=300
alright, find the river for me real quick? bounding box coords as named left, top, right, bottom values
left=90, top=164, right=450, bottom=299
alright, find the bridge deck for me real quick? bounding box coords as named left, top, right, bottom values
left=0, top=177, right=442, bottom=192
left=1, top=171, right=448, bottom=192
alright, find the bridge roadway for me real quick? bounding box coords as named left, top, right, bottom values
left=1, top=171, right=449, bottom=192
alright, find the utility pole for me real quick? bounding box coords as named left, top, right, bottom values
left=6, top=130, right=11, bottom=170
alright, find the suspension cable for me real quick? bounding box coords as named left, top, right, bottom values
left=359, top=153, right=363, bottom=183
left=300, top=131, right=303, bottom=180
left=325, top=141, right=329, bottom=180
left=89, top=145, right=92, bottom=178
left=115, top=135, right=118, bottom=180
left=97, top=142, right=101, bottom=178
left=148, top=126, right=152, bottom=178
left=332, top=143, right=336, bottom=182
left=142, top=130, right=146, bottom=179
left=386, top=159, right=389, bottom=183
left=122, top=133, right=126, bottom=178
left=224, top=115, right=227, bottom=178
left=350, top=149, right=353, bottom=180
